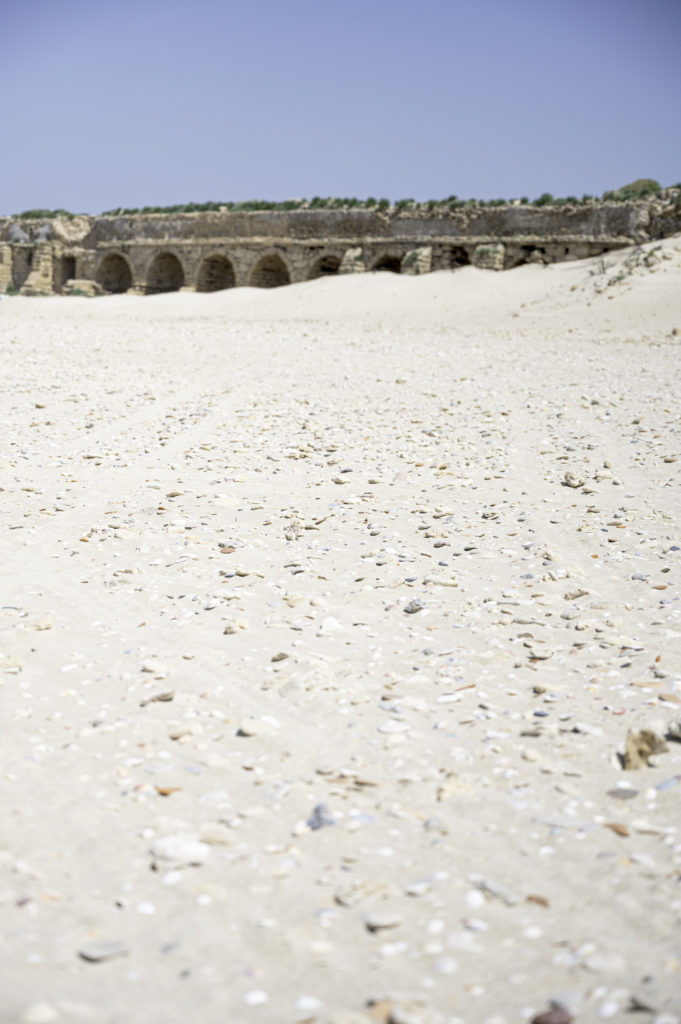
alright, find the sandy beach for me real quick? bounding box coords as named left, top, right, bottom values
left=1, top=238, right=680, bottom=1024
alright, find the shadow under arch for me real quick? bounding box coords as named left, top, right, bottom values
left=447, top=246, right=470, bottom=268
left=197, top=254, right=236, bottom=292
left=96, top=253, right=133, bottom=294
left=308, top=254, right=341, bottom=280
left=371, top=254, right=402, bottom=273
left=249, top=253, right=290, bottom=288
left=146, top=251, right=185, bottom=294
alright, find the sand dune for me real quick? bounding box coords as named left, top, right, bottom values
left=1, top=236, right=680, bottom=1024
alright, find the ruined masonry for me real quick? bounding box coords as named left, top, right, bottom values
left=1, top=198, right=679, bottom=296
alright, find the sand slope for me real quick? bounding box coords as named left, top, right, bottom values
left=1, top=237, right=680, bottom=1024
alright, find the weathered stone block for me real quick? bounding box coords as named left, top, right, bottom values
left=472, top=242, right=505, bottom=270
left=339, top=247, right=366, bottom=274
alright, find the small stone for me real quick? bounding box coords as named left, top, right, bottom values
left=307, top=803, right=336, bottom=830
left=335, top=879, right=395, bottom=908
left=243, top=990, right=268, bottom=1006
left=387, top=998, right=444, bottom=1024
left=150, top=835, right=210, bottom=867
left=78, top=940, right=129, bottom=963
left=199, top=821, right=234, bottom=846
left=140, top=658, right=168, bottom=676
left=237, top=717, right=276, bottom=737
left=378, top=719, right=410, bottom=734
left=296, top=995, right=323, bottom=1013
left=564, top=471, right=585, bottom=488
left=623, top=728, right=668, bottom=769
left=666, top=713, right=681, bottom=740
left=271, top=651, right=289, bottom=662
left=469, top=874, right=519, bottom=906
left=405, top=879, right=432, bottom=897
left=403, top=599, right=425, bottom=615
left=607, top=786, right=638, bottom=800
left=531, top=1005, right=573, bottom=1024
left=604, top=822, right=629, bottom=837
left=140, top=689, right=175, bottom=707
left=364, top=910, right=403, bottom=932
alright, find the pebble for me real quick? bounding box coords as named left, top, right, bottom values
left=78, top=940, right=130, bottom=963
left=666, top=713, right=681, bottom=740
left=150, top=835, right=210, bottom=867
left=296, top=995, right=323, bottom=1012
left=140, top=658, right=168, bottom=676
left=237, top=717, right=277, bottom=737
left=335, top=879, right=396, bottom=907
left=531, top=1006, right=573, bottom=1024
left=243, top=990, right=269, bottom=1006
left=563, top=471, right=585, bottom=488
left=364, top=910, right=403, bottom=932
left=307, top=803, right=336, bottom=830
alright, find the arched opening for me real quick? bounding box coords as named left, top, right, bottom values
left=371, top=254, right=402, bottom=273
left=508, top=245, right=545, bottom=269
left=96, top=253, right=133, bottom=294
left=54, top=255, right=77, bottom=293
left=447, top=246, right=470, bottom=268
left=146, top=252, right=184, bottom=294
left=249, top=253, right=290, bottom=288
left=308, top=254, right=341, bottom=280
left=196, top=254, right=236, bottom=292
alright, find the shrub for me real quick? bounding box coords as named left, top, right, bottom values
left=533, top=193, right=554, bottom=206
left=614, top=178, right=661, bottom=200
left=17, top=208, right=74, bottom=219
left=378, top=198, right=390, bottom=210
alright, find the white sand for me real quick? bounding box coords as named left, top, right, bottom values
left=1, top=239, right=680, bottom=1024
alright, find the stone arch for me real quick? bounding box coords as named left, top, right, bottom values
left=308, top=254, right=341, bottom=280
left=146, top=251, right=184, bottom=294
left=447, top=246, right=470, bottom=268
left=196, top=254, right=236, bottom=292
left=508, top=245, right=546, bottom=268
left=96, top=253, right=133, bottom=294
left=249, top=253, right=290, bottom=288
left=371, top=254, right=402, bottom=273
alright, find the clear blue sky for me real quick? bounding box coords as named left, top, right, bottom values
left=3, top=0, right=680, bottom=215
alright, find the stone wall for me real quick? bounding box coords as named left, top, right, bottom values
left=1, top=196, right=679, bottom=296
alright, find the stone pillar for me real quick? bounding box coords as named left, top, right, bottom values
left=0, top=243, right=12, bottom=292
left=20, top=243, right=56, bottom=295
left=401, top=246, right=432, bottom=275
left=339, top=247, right=366, bottom=274
left=472, top=243, right=505, bottom=271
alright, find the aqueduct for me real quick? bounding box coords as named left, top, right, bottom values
left=1, top=198, right=679, bottom=296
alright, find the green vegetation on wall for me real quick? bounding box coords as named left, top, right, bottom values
left=8, top=180, right=679, bottom=219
